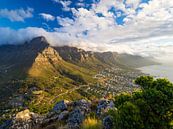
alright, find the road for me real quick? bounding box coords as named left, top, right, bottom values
left=51, top=84, right=89, bottom=103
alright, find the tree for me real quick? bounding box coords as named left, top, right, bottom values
left=109, top=76, right=173, bottom=129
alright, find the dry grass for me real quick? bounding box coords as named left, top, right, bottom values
left=82, top=117, right=103, bottom=129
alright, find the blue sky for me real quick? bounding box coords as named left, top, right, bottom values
left=0, top=0, right=97, bottom=30
left=0, top=0, right=150, bottom=30
left=0, top=0, right=173, bottom=63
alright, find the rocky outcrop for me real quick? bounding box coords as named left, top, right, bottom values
left=1, top=99, right=115, bottom=129
left=96, top=100, right=114, bottom=116
left=67, top=108, right=84, bottom=129
left=72, top=99, right=91, bottom=115
left=55, top=46, right=94, bottom=63
left=103, top=116, right=113, bottom=129
left=10, top=109, right=44, bottom=129
left=53, top=100, right=68, bottom=112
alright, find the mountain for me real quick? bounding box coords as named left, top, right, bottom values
left=116, top=53, right=159, bottom=68
left=55, top=46, right=158, bottom=69
left=54, top=46, right=109, bottom=71
left=0, top=36, right=158, bottom=116
left=0, top=37, right=97, bottom=113
left=0, top=37, right=49, bottom=100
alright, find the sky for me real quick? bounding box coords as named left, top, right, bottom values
left=0, top=0, right=173, bottom=63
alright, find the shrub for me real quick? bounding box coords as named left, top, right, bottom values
left=109, top=76, right=173, bottom=129
left=81, top=117, right=103, bottom=129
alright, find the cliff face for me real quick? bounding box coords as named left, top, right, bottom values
left=0, top=37, right=99, bottom=104
left=0, top=36, right=158, bottom=116
left=28, top=47, right=62, bottom=78
left=54, top=46, right=94, bottom=63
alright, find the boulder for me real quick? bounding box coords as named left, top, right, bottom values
left=10, top=109, right=44, bottom=129
left=96, top=100, right=109, bottom=116
left=0, top=120, right=12, bottom=129
left=67, top=108, right=84, bottom=129
left=103, top=116, right=113, bottom=129
left=53, top=100, right=68, bottom=112
left=58, top=111, right=69, bottom=120
left=73, top=99, right=91, bottom=115
left=15, top=109, right=31, bottom=121
left=96, top=100, right=114, bottom=116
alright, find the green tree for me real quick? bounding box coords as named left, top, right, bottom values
left=109, top=76, right=173, bottom=129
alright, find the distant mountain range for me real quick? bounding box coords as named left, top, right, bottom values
left=0, top=36, right=158, bottom=113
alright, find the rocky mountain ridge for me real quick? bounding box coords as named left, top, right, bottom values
left=0, top=36, right=158, bottom=128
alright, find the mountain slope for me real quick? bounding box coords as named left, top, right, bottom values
left=0, top=37, right=50, bottom=100
left=55, top=46, right=158, bottom=69
left=116, top=53, right=159, bottom=68
left=54, top=46, right=110, bottom=71
left=0, top=37, right=96, bottom=112
left=0, top=36, right=159, bottom=115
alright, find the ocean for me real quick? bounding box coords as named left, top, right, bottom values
left=138, top=65, right=173, bottom=82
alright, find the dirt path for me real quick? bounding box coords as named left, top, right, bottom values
left=51, top=84, right=89, bottom=103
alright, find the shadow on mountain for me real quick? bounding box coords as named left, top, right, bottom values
left=0, top=36, right=49, bottom=102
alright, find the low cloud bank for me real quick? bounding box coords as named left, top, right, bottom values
left=0, top=27, right=173, bottom=66
left=0, top=0, right=173, bottom=65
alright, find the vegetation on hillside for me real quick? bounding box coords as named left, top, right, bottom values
left=109, top=76, right=173, bottom=129
left=82, top=116, right=102, bottom=129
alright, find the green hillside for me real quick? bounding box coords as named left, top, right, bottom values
left=0, top=36, right=159, bottom=118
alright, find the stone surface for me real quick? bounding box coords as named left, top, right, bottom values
left=53, top=100, right=68, bottom=112
left=0, top=120, right=12, bottom=129
left=103, top=116, right=113, bottom=129
left=58, top=111, right=69, bottom=120
left=67, top=108, right=84, bottom=129
left=73, top=99, right=91, bottom=115
left=15, top=109, right=31, bottom=121
left=10, top=109, right=44, bottom=129
left=96, top=100, right=114, bottom=116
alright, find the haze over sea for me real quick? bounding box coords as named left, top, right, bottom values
left=139, top=64, right=173, bottom=82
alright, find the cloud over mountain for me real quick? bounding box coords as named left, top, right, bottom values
left=0, top=0, right=173, bottom=63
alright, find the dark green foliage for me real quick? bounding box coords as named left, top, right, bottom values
left=135, top=76, right=154, bottom=89
left=60, top=70, right=86, bottom=84
left=109, top=76, right=173, bottom=129
left=114, top=93, right=131, bottom=107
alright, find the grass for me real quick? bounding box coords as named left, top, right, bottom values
left=0, top=46, right=100, bottom=116
left=81, top=117, right=103, bottom=129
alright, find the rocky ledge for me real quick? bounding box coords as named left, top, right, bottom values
left=0, top=99, right=115, bottom=129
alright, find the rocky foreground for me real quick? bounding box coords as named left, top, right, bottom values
left=1, top=99, right=114, bottom=129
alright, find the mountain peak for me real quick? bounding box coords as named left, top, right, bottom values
left=31, top=36, right=48, bottom=43
left=27, top=36, right=49, bottom=50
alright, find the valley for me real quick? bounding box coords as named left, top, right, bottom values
left=0, top=36, right=157, bottom=127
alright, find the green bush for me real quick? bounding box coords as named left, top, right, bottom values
left=109, top=76, right=173, bottom=129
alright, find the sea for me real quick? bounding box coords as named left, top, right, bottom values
left=138, top=65, right=173, bottom=82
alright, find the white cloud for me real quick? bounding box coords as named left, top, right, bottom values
left=52, top=0, right=72, bottom=11
left=0, top=8, right=33, bottom=22
left=126, top=0, right=141, bottom=9
left=0, top=0, right=173, bottom=64
left=39, top=13, right=55, bottom=21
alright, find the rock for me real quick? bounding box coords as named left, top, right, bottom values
left=58, top=111, right=69, bottom=120
left=15, top=109, right=31, bottom=121
left=0, top=120, right=12, bottom=129
left=103, top=116, right=113, bottom=129
left=96, top=100, right=109, bottom=116
left=109, top=101, right=114, bottom=108
left=53, top=100, right=68, bottom=112
left=42, top=112, right=59, bottom=126
left=8, top=95, right=24, bottom=107
left=96, top=100, right=114, bottom=116
left=73, top=99, right=91, bottom=115
left=10, top=109, right=44, bottom=129
left=41, top=110, right=69, bottom=127
left=67, top=108, right=84, bottom=129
